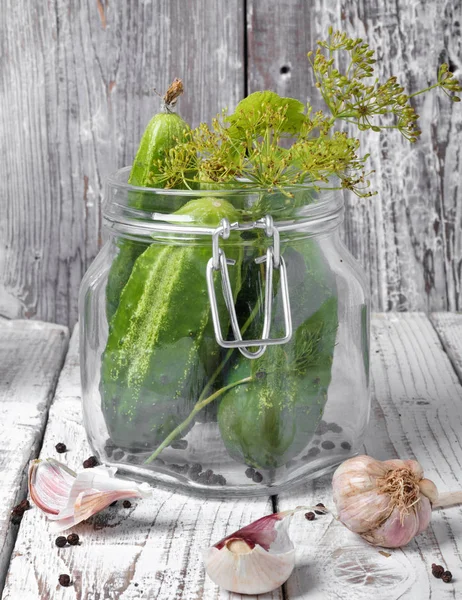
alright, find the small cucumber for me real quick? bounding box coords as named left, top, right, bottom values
left=128, top=111, right=190, bottom=192
left=106, top=98, right=190, bottom=320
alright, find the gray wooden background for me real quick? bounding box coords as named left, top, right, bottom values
left=1, top=0, right=461, bottom=328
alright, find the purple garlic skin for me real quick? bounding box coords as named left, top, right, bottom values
left=332, top=455, right=437, bottom=548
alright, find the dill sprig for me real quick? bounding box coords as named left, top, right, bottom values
left=149, top=29, right=461, bottom=196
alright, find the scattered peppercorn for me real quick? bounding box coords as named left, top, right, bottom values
left=83, top=456, right=98, bottom=469
left=316, top=420, right=328, bottom=435
left=442, top=571, right=452, bottom=583
left=67, top=533, right=80, bottom=546
left=58, top=574, right=71, bottom=587
left=55, top=442, right=67, bottom=454
left=321, top=440, right=335, bottom=450
left=305, top=512, right=315, bottom=521
left=252, top=471, right=263, bottom=483
left=123, top=500, right=132, bottom=508
left=216, top=474, right=227, bottom=485
left=11, top=499, right=31, bottom=524
left=431, top=564, right=445, bottom=578
left=245, top=467, right=255, bottom=479
left=340, top=441, right=352, bottom=451
left=326, top=422, right=343, bottom=433
left=171, top=439, right=188, bottom=450
left=305, top=446, right=321, bottom=458
left=112, top=450, right=124, bottom=461
left=55, top=536, right=67, bottom=548
left=314, top=503, right=326, bottom=515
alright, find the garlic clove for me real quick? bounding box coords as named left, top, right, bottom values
left=419, top=478, right=439, bottom=505
left=29, top=458, right=152, bottom=531
left=28, top=459, right=76, bottom=515
left=203, top=508, right=310, bottom=594
left=334, top=488, right=392, bottom=534
left=361, top=495, right=432, bottom=548
left=203, top=541, right=295, bottom=595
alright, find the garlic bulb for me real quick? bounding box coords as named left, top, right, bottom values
left=203, top=508, right=316, bottom=594
left=29, top=458, right=152, bottom=531
left=332, top=455, right=438, bottom=548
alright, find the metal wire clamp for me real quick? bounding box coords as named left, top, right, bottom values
left=206, top=216, right=293, bottom=360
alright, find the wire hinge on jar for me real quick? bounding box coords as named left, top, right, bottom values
left=206, top=215, right=293, bottom=360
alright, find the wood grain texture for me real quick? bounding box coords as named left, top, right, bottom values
left=278, top=313, right=462, bottom=599
left=0, top=320, right=69, bottom=596
left=247, top=0, right=462, bottom=312
left=1, top=327, right=282, bottom=600
left=0, top=0, right=244, bottom=328
left=430, top=312, right=462, bottom=382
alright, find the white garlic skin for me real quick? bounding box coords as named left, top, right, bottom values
left=332, top=455, right=437, bottom=548
left=202, top=539, right=295, bottom=595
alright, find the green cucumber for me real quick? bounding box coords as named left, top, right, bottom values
left=106, top=109, right=191, bottom=322
left=129, top=112, right=190, bottom=191
left=101, top=197, right=241, bottom=450
left=218, top=241, right=338, bottom=469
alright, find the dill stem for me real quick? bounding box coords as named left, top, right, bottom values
left=144, top=376, right=252, bottom=464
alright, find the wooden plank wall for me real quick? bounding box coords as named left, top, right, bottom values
left=0, top=0, right=460, bottom=327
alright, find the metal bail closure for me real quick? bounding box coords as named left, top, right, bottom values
left=206, top=215, right=293, bottom=359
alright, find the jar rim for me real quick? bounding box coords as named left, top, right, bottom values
left=107, top=166, right=343, bottom=198
left=103, top=167, right=344, bottom=237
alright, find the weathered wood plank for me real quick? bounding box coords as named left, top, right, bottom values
left=277, top=313, right=462, bottom=599
left=0, top=0, right=245, bottom=328
left=247, top=0, right=462, bottom=312
left=1, top=327, right=281, bottom=600
left=0, top=320, right=69, bottom=595
left=430, top=312, right=462, bottom=382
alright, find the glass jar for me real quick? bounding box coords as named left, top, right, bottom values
left=79, top=167, right=370, bottom=496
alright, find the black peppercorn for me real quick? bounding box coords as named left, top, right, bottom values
left=55, top=443, right=67, bottom=454
left=58, top=574, right=71, bottom=587
left=123, top=500, right=132, bottom=508
left=442, top=571, right=452, bottom=583
left=340, top=441, right=352, bottom=451
left=67, top=533, right=80, bottom=546
left=321, top=440, right=335, bottom=450
left=431, top=564, right=445, bottom=578
left=252, top=471, right=263, bottom=483
left=245, top=467, right=255, bottom=479
left=314, top=503, right=326, bottom=515
left=11, top=499, right=31, bottom=524
left=83, top=456, right=98, bottom=469
left=305, top=511, right=315, bottom=521
left=55, top=536, right=67, bottom=548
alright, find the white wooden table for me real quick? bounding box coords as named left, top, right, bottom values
left=0, top=313, right=461, bottom=600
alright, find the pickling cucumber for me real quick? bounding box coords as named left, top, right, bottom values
left=101, top=197, right=241, bottom=450
left=217, top=242, right=338, bottom=469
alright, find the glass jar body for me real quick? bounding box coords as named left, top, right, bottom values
left=79, top=169, right=370, bottom=496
